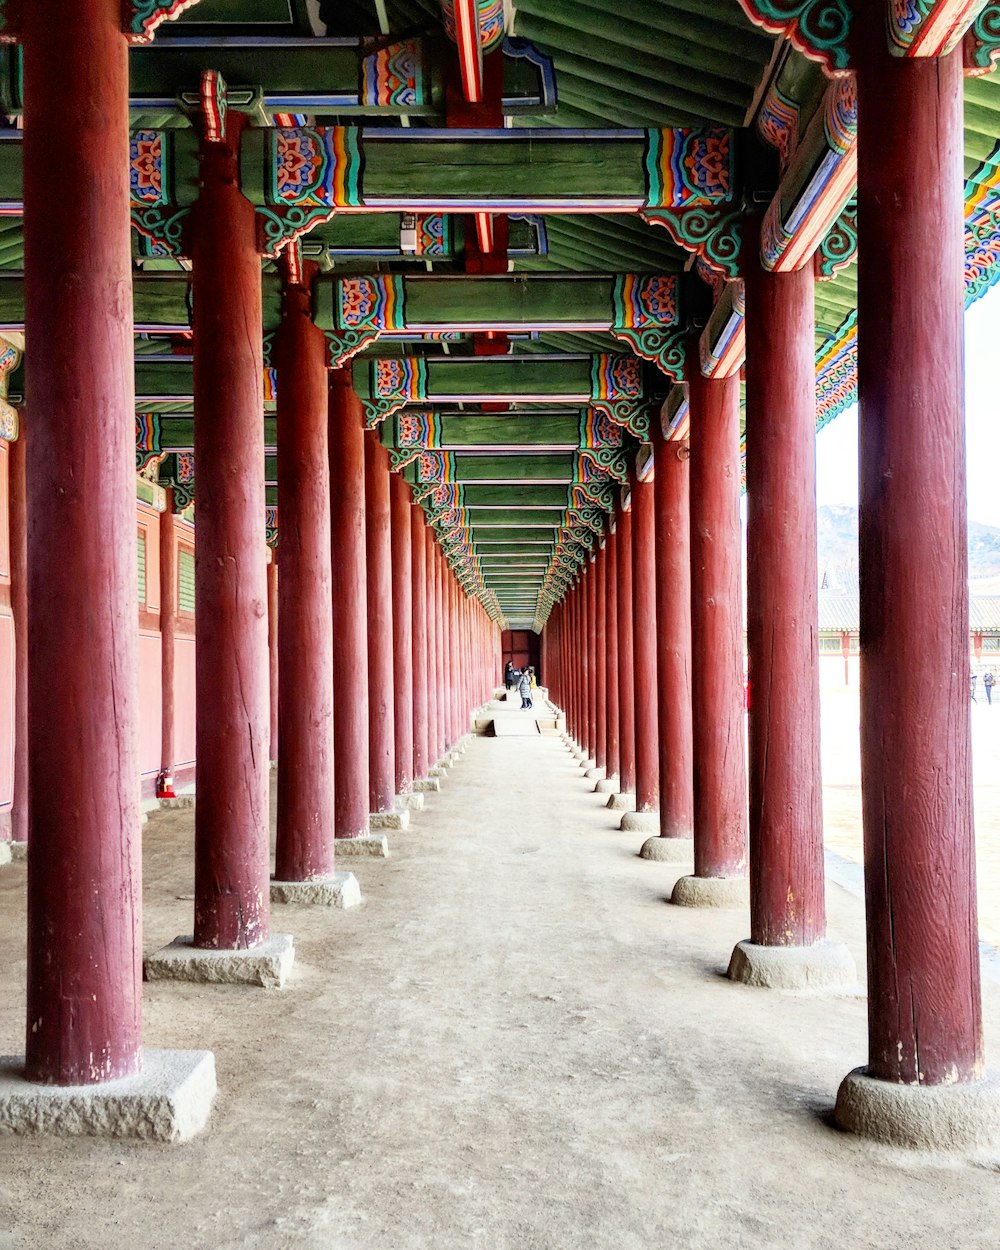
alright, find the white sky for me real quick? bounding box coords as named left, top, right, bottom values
left=815, top=281, right=1000, bottom=526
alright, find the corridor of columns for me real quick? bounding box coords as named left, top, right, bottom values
left=2, top=0, right=1000, bottom=1242
left=3, top=726, right=1000, bottom=1248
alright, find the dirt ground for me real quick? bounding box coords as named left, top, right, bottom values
left=2, top=715, right=1000, bottom=1249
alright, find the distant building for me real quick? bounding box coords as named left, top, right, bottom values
left=817, top=589, right=1000, bottom=687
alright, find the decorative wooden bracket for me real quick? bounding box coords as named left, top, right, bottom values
left=737, top=1, right=853, bottom=77
left=815, top=198, right=857, bottom=280
left=124, top=0, right=202, bottom=44
left=610, top=323, right=689, bottom=382
left=577, top=448, right=629, bottom=486
left=965, top=2, right=1000, bottom=72
left=887, top=0, right=989, bottom=58
left=642, top=208, right=743, bottom=280
left=591, top=400, right=650, bottom=442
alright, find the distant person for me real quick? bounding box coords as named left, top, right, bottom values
left=517, top=666, right=533, bottom=710
left=971, top=672, right=978, bottom=703
left=986, top=671, right=996, bottom=706
left=504, top=660, right=515, bottom=690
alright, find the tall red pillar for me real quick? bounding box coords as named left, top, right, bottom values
left=834, top=28, right=999, bottom=1146
left=640, top=418, right=694, bottom=860
left=731, top=236, right=852, bottom=987
left=671, top=366, right=747, bottom=908
left=267, top=557, right=279, bottom=764
left=391, top=475, right=415, bottom=798
left=584, top=560, right=597, bottom=765
left=411, top=505, right=430, bottom=782
left=274, top=266, right=335, bottom=883
left=589, top=544, right=608, bottom=781
left=604, top=529, right=620, bottom=787
left=158, top=493, right=178, bottom=799
left=426, top=529, right=441, bottom=765
left=622, top=468, right=659, bottom=834
left=617, top=502, right=636, bottom=798
left=365, top=433, right=395, bottom=814
left=23, top=0, right=141, bottom=1080
left=8, top=423, right=26, bottom=846
left=190, top=113, right=272, bottom=951
left=329, top=371, right=370, bottom=842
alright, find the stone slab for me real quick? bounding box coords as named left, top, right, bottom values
left=144, top=933, right=295, bottom=988
left=160, top=796, right=195, bottom=810
left=0, top=842, right=10, bottom=867
left=727, top=938, right=856, bottom=991
left=595, top=777, right=620, bottom=794
left=370, top=809, right=410, bottom=831
left=270, top=872, right=361, bottom=909
left=334, top=834, right=390, bottom=859
left=835, top=1067, right=1000, bottom=1151
left=620, top=810, right=658, bottom=834
left=639, top=836, right=692, bottom=863
left=414, top=777, right=441, bottom=793
left=671, top=874, right=749, bottom=910
left=608, top=792, right=636, bottom=812
left=0, top=1049, right=216, bottom=1142
left=396, top=792, right=425, bottom=812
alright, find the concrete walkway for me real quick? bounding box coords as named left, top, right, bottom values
left=2, top=730, right=1000, bottom=1248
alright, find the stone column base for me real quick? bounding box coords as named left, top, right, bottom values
left=727, top=938, right=855, bottom=991
left=334, top=834, right=390, bottom=858
left=620, top=810, right=658, bottom=833
left=835, top=1067, right=1000, bottom=1151
left=428, top=765, right=448, bottom=779
left=144, top=934, right=295, bottom=988
left=671, top=874, right=749, bottom=909
left=396, top=792, right=425, bottom=812
left=583, top=766, right=606, bottom=782
left=639, top=835, right=692, bottom=862
left=0, top=1049, right=216, bottom=1142
left=414, top=777, right=441, bottom=794
left=10, top=841, right=26, bottom=861
left=595, top=776, right=620, bottom=794
left=578, top=757, right=596, bottom=771
left=270, top=872, right=361, bottom=908
left=608, top=791, right=636, bottom=811
left=160, top=795, right=195, bottom=811
left=371, top=809, right=409, bottom=832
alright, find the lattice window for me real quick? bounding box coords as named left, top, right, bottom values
left=818, top=634, right=843, bottom=654
left=137, top=529, right=147, bottom=606
left=983, top=635, right=1000, bottom=652
left=178, top=547, right=195, bottom=614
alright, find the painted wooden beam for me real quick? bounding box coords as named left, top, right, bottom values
left=886, top=0, right=989, bottom=58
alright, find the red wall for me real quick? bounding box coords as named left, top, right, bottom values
left=501, top=629, right=540, bottom=678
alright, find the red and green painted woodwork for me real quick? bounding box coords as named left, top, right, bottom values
left=125, top=121, right=736, bottom=258
left=382, top=407, right=625, bottom=460
left=314, top=272, right=686, bottom=376
left=739, top=0, right=999, bottom=71
left=0, top=0, right=202, bottom=45
left=815, top=135, right=1000, bottom=427
left=353, top=353, right=655, bottom=437
left=441, top=0, right=505, bottom=104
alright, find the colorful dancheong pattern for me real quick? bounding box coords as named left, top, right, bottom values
left=360, top=40, right=427, bottom=108
left=644, top=128, right=735, bottom=210
left=272, top=128, right=364, bottom=209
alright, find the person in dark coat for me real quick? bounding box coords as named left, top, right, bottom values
left=504, top=660, right=516, bottom=690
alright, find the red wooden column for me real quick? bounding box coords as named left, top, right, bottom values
left=426, top=530, right=440, bottom=765
left=622, top=467, right=659, bottom=834
left=22, top=0, right=142, bottom=1080
left=671, top=365, right=748, bottom=908
left=411, top=505, right=431, bottom=784
left=731, top=233, right=852, bottom=986
left=267, top=557, right=279, bottom=764
left=329, top=371, right=372, bottom=845
left=616, top=501, right=636, bottom=801
left=605, top=530, right=620, bottom=786
left=8, top=422, right=26, bottom=846
left=834, top=28, right=1000, bottom=1147
left=273, top=264, right=336, bottom=886
left=391, top=475, right=415, bottom=800
left=588, top=544, right=608, bottom=782
left=364, top=433, right=396, bottom=818
left=584, top=560, right=598, bottom=765
left=188, top=111, right=274, bottom=956
left=157, top=493, right=178, bottom=800
left=640, top=417, right=694, bottom=861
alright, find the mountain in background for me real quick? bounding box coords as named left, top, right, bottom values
left=817, top=505, right=1000, bottom=589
